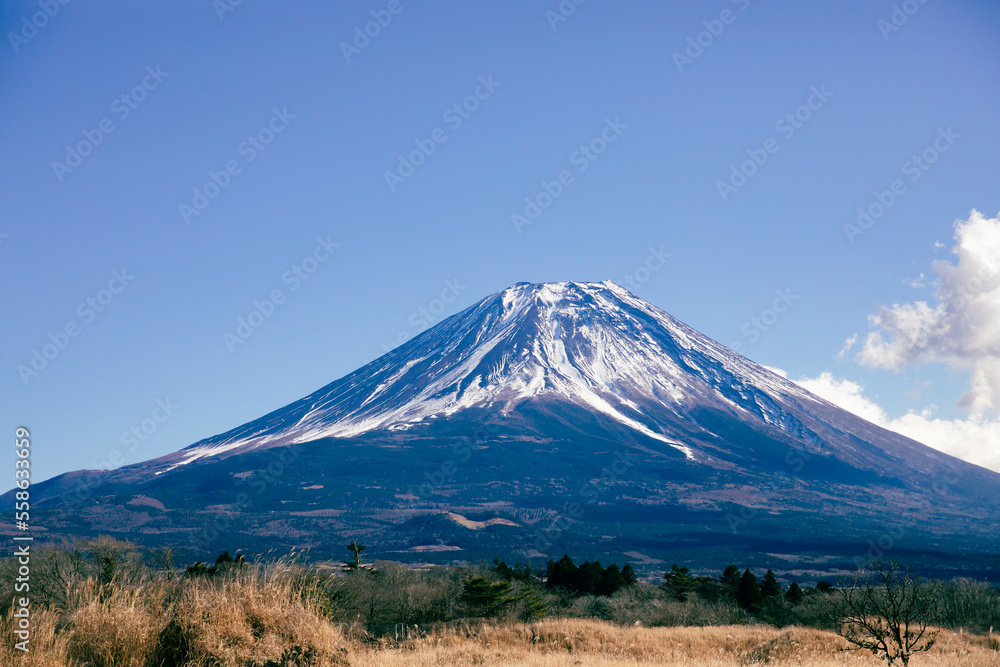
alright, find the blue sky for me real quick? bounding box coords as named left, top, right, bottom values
left=3, top=0, right=999, bottom=483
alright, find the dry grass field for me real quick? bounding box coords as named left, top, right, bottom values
left=2, top=543, right=997, bottom=667
left=6, top=610, right=999, bottom=666
left=349, top=620, right=1000, bottom=667
left=0, top=575, right=352, bottom=667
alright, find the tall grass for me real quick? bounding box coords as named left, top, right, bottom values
left=0, top=608, right=69, bottom=667
left=2, top=540, right=998, bottom=665
left=347, top=618, right=1000, bottom=666
left=66, top=580, right=164, bottom=667
left=1, top=547, right=349, bottom=667
left=151, top=565, right=348, bottom=667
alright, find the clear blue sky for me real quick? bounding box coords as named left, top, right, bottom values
left=3, top=0, right=999, bottom=483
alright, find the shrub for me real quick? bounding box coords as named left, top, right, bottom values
left=928, top=578, right=1000, bottom=633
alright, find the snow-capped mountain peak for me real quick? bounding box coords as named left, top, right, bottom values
left=164, top=281, right=823, bottom=470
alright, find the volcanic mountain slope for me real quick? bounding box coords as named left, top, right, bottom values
left=14, top=281, right=1000, bottom=578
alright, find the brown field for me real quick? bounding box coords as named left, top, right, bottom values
left=7, top=606, right=998, bottom=666
left=2, top=544, right=997, bottom=667
left=349, top=620, right=999, bottom=667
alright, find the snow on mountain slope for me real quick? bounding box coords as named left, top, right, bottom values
left=161, top=281, right=831, bottom=471
left=20, top=281, right=1000, bottom=571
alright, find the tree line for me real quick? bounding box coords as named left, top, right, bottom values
left=661, top=562, right=829, bottom=609
left=5, top=538, right=999, bottom=667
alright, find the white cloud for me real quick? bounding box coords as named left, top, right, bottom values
left=796, top=373, right=889, bottom=425
left=793, top=372, right=1000, bottom=473
left=856, top=210, right=1000, bottom=415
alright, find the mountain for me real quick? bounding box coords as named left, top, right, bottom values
left=11, top=281, right=1000, bottom=579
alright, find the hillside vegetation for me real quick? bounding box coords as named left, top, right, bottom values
left=2, top=538, right=998, bottom=666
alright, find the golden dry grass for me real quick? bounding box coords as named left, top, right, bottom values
left=0, top=566, right=350, bottom=667
left=349, top=618, right=1000, bottom=667
left=2, top=558, right=997, bottom=667
left=65, top=581, right=164, bottom=667
left=0, top=607, right=70, bottom=667
left=159, top=573, right=349, bottom=666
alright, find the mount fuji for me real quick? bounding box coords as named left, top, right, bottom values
left=12, top=281, right=1000, bottom=578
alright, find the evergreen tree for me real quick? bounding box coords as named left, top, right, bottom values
left=761, top=569, right=783, bottom=598
left=461, top=576, right=515, bottom=618
left=544, top=555, right=634, bottom=597
left=491, top=557, right=514, bottom=581
left=517, top=586, right=548, bottom=621
left=599, top=563, right=627, bottom=596
left=737, top=569, right=763, bottom=610
left=576, top=560, right=605, bottom=595
left=695, top=576, right=724, bottom=601
left=785, top=581, right=805, bottom=604
left=816, top=580, right=834, bottom=594
left=211, top=550, right=244, bottom=574
left=185, top=561, right=210, bottom=577
left=545, top=555, right=579, bottom=591
left=663, top=564, right=699, bottom=601
left=719, top=564, right=742, bottom=599
left=513, top=562, right=537, bottom=583
left=344, top=542, right=367, bottom=571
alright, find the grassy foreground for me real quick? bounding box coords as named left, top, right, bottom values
left=3, top=583, right=998, bottom=667
left=2, top=541, right=998, bottom=666
left=5, top=608, right=1000, bottom=666
left=348, top=621, right=998, bottom=666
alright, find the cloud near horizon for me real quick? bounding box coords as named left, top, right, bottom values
left=853, top=210, right=1000, bottom=416
left=769, top=212, right=1000, bottom=473
left=774, top=370, right=1000, bottom=473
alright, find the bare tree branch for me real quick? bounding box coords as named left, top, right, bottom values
left=836, top=560, right=938, bottom=666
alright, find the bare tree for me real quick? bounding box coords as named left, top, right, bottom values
left=836, top=559, right=938, bottom=666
